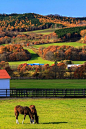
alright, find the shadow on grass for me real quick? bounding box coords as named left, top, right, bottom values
left=31, top=53, right=39, bottom=60
left=22, top=121, right=68, bottom=125
left=42, top=122, right=68, bottom=124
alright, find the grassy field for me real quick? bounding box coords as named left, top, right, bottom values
left=33, top=42, right=85, bottom=48
left=21, top=28, right=59, bottom=35
left=0, top=98, right=86, bottom=129
left=10, top=79, right=86, bottom=89
left=9, top=48, right=54, bottom=66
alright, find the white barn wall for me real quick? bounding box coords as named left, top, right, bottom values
left=0, top=79, right=10, bottom=89
left=0, top=79, right=10, bottom=97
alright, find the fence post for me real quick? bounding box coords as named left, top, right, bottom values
left=83, top=89, right=85, bottom=97
left=6, top=89, right=7, bottom=97
left=16, top=89, right=17, bottom=97
left=42, top=90, right=44, bottom=97
left=46, top=89, right=47, bottom=97
left=35, top=89, right=37, bottom=97
left=74, top=89, right=75, bottom=97
left=53, top=89, right=54, bottom=97
left=32, top=90, right=33, bottom=97
left=54, top=89, right=56, bottom=97
left=64, top=89, right=67, bottom=97
left=26, top=89, right=28, bottom=97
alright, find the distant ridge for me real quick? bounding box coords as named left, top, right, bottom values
left=0, top=13, right=86, bottom=32
left=47, top=14, right=61, bottom=17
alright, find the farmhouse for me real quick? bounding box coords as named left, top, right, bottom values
left=0, top=70, right=11, bottom=97
left=67, top=64, right=80, bottom=69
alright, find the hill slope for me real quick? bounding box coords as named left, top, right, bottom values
left=0, top=13, right=86, bottom=32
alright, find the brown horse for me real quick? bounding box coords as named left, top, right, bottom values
left=29, top=105, right=39, bottom=124
left=14, top=105, right=34, bottom=124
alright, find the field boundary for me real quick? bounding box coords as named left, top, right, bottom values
left=0, top=88, right=86, bottom=98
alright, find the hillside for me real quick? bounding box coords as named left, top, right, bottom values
left=0, top=13, right=86, bottom=32
left=0, top=13, right=86, bottom=66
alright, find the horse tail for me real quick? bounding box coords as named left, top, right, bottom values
left=14, top=106, right=17, bottom=116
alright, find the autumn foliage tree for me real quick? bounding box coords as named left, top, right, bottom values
left=74, top=63, right=86, bottom=78
left=38, top=45, right=86, bottom=61
left=0, top=44, right=31, bottom=61
left=0, top=61, right=13, bottom=75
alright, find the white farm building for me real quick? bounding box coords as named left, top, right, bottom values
left=0, top=70, right=11, bottom=97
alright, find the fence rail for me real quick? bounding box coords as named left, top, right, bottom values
left=0, top=89, right=86, bottom=98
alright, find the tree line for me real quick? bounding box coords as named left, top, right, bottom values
left=55, top=26, right=86, bottom=41
left=38, top=45, right=86, bottom=61
left=0, top=61, right=86, bottom=79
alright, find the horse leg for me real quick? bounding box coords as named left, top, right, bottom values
left=15, top=112, right=19, bottom=124
left=28, top=114, right=34, bottom=124
left=30, top=116, right=34, bottom=124
left=22, top=114, right=26, bottom=124
left=31, top=119, right=34, bottom=124
left=28, top=114, right=31, bottom=123
left=35, top=114, right=39, bottom=124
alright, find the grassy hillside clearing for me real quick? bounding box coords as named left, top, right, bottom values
left=33, top=42, right=85, bottom=48
left=2, top=27, right=86, bottom=65
left=9, top=48, right=54, bottom=66
left=8, top=42, right=86, bottom=66
left=10, top=79, right=86, bottom=89
left=0, top=98, right=86, bottom=129
left=21, top=28, right=59, bottom=35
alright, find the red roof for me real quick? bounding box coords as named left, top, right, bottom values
left=0, top=70, right=11, bottom=79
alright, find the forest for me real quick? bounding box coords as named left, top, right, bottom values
left=55, top=26, right=86, bottom=39
left=0, top=13, right=86, bottom=32
left=0, top=13, right=65, bottom=32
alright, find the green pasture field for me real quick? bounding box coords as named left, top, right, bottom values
left=73, top=61, right=86, bottom=64
left=10, top=79, right=86, bottom=89
left=9, top=48, right=54, bottom=66
left=0, top=98, right=86, bottom=129
left=9, top=56, right=54, bottom=66
left=33, top=42, right=85, bottom=48
left=21, top=28, right=59, bottom=35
